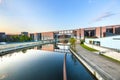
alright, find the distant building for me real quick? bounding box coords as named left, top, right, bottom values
left=29, top=33, right=34, bottom=41
left=0, top=24, right=119, bottom=43
left=29, top=33, right=41, bottom=41
left=41, top=32, right=54, bottom=40
left=0, top=32, right=6, bottom=42
left=21, top=32, right=28, bottom=36
left=6, top=34, right=19, bottom=42
left=54, top=30, right=77, bottom=43
left=76, top=25, right=120, bottom=39
left=85, top=35, right=120, bottom=49
left=34, top=33, right=41, bottom=41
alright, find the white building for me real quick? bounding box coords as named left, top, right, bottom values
left=85, top=35, right=120, bottom=49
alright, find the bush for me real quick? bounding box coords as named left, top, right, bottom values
left=80, top=39, right=85, bottom=44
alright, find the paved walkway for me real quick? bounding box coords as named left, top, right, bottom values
left=84, top=43, right=120, bottom=61
left=76, top=44, right=120, bottom=80
left=0, top=41, right=54, bottom=54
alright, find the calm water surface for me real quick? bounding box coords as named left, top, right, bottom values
left=0, top=44, right=95, bottom=80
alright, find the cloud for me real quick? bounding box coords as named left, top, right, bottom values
left=92, top=11, right=115, bottom=22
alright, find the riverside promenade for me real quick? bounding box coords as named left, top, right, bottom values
left=74, top=44, right=120, bottom=80
left=0, top=40, right=54, bottom=54
left=84, top=43, right=120, bottom=61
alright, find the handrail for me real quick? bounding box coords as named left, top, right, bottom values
left=0, top=40, right=55, bottom=54
left=63, top=53, right=67, bottom=80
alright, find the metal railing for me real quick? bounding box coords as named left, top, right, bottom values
left=0, top=40, right=55, bottom=54
left=63, top=53, right=67, bottom=80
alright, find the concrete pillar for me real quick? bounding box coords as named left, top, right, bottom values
left=101, top=27, right=106, bottom=37
left=88, top=31, right=91, bottom=37
left=113, top=26, right=115, bottom=34
left=95, top=27, right=100, bottom=38
left=80, top=28, right=84, bottom=39
left=76, top=29, right=80, bottom=43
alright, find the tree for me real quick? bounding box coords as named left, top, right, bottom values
left=19, top=35, right=30, bottom=42
left=69, top=37, right=76, bottom=49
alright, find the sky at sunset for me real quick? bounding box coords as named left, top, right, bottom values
left=0, top=0, right=120, bottom=33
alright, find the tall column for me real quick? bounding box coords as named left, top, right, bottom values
left=113, top=26, right=115, bottom=34
left=76, top=29, right=80, bottom=43
left=88, top=31, right=91, bottom=37
left=95, top=27, right=100, bottom=38
left=81, top=28, right=84, bottom=39
left=101, top=27, right=106, bottom=37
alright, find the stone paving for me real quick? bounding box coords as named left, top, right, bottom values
left=84, top=43, right=120, bottom=61
left=76, top=44, right=120, bottom=80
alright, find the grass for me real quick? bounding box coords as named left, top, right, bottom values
left=100, top=54, right=120, bottom=63
left=80, top=43, right=120, bottom=64
left=80, top=44, right=99, bottom=52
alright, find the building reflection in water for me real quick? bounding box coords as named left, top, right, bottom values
left=22, top=49, right=27, bottom=53
left=34, top=45, right=42, bottom=50
left=41, top=44, right=54, bottom=51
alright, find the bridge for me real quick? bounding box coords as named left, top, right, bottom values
left=0, top=40, right=55, bottom=55
left=0, top=37, right=72, bottom=55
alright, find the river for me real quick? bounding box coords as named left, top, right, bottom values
left=0, top=44, right=96, bottom=80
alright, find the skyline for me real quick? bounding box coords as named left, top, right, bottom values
left=0, top=0, right=120, bottom=34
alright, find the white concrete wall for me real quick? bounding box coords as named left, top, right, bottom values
left=85, top=35, right=120, bottom=49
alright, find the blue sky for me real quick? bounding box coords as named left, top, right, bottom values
left=0, top=0, right=120, bottom=33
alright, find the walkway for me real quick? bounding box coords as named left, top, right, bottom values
left=84, top=43, right=120, bottom=61
left=75, top=44, right=120, bottom=80
left=0, top=40, right=54, bottom=54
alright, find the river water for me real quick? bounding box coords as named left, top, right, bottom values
left=0, top=44, right=95, bottom=80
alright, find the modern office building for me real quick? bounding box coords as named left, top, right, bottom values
left=82, top=25, right=120, bottom=49
left=0, top=24, right=120, bottom=43
left=29, top=33, right=34, bottom=41
left=0, top=32, right=6, bottom=42
left=34, top=33, right=41, bottom=41
left=54, top=29, right=77, bottom=43
left=41, top=32, right=54, bottom=40
left=29, top=24, right=120, bottom=43
left=21, top=32, right=28, bottom=36
left=76, top=25, right=120, bottom=40
left=29, top=33, right=41, bottom=41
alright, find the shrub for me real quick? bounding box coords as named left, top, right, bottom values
left=80, top=39, right=85, bottom=44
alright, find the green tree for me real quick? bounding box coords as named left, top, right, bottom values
left=69, top=37, right=76, bottom=49
left=19, top=35, right=28, bottom=42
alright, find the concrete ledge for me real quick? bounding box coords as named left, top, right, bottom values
left=70, top=49, right=113, bottom=80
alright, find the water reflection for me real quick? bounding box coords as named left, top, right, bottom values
left=0, top=44, right=95, bottom=80
left=0, top=51, right=64, bottom=80
left=41, top=44, right=54, bottom=51
left=21, top=49, right=27, bottom=53
left=34, top=45, right=42, bottom=50
left=0, top=44, right=55, bottom=61
left=0, top=74, right=7, bottom=79
left=66, top=53, right=95, bottom=80
left=71, top=54, right=77, bottom=65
